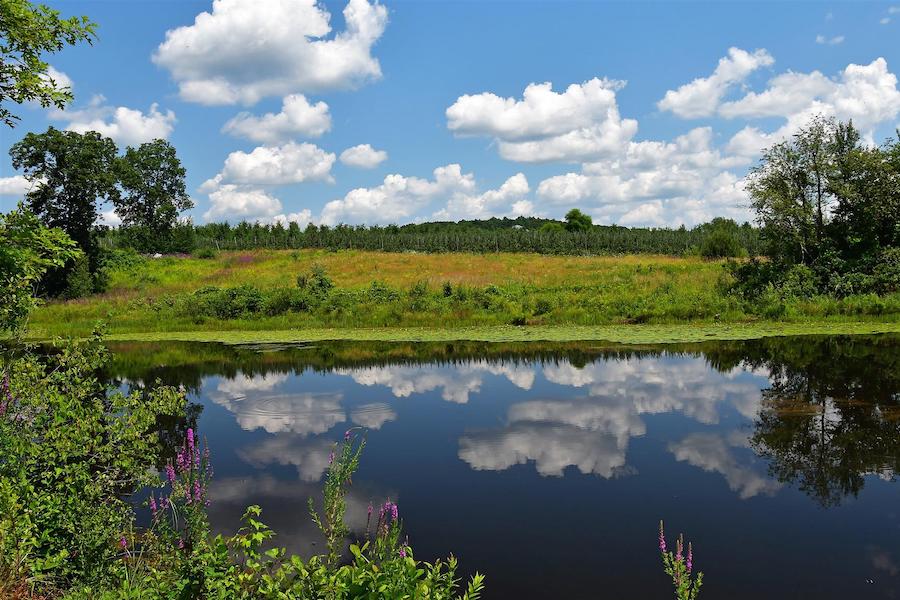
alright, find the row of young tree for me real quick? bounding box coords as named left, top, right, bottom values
left=102, top=214, right=761, bottom=258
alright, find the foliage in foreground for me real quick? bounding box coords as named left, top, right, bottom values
left=0, top=333, right=186, bottom=592
left=659, top=521, right=703, bottom=600
left=0, top=336, right=484, bottom=598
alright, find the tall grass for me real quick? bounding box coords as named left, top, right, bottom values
left=27, top=249, right=900, bottom=338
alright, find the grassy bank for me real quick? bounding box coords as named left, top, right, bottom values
left=26, top=249, right=900, bottom=341
left=43, top=322, right=900, bottom=345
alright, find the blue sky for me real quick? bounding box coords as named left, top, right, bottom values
left=1, top=0, right=899, bottom=227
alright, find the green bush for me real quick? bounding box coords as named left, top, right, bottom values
left=699, top=229, right=745, bottom=259
left=62, top=254, right=95, bottom=299
left=0, top=334, right=185, bottom=592
left=193, top=247, right=217, bottom=259
left=297, top=264, right=334, bottom=298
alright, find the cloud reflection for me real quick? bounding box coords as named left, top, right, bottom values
left=339, top=360, right=534, bottom=404
left=209, top=373, right=346, bottom=434
left=669, top=432, right=781, bottom=499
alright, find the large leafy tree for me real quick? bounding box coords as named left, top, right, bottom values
left=564, top=208, right=592, bottom=232
left=0, top=0, right=96, bottom=127
left=0, top=206, right=79, bottom=334
left=9, top=127, right=119, bottom=295
left=114, top=138, right=193, bottom=250
left=742, top=116, right=899, bottom=294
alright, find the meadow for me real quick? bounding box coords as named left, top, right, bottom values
left=27, top=248, right=900, bottom=341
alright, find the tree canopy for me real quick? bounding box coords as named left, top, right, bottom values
left=0, top=0, right=96, bottom=126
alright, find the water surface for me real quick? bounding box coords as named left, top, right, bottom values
left=108, top=335, right=900, bottom=599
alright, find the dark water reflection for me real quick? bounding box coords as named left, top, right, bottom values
left=107, top=335, right=900, bottom=599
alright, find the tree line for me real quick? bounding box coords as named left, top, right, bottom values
left=102, top=214, right=761, bottom=258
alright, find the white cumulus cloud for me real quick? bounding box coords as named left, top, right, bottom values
left=320, top=163, right=475, bottom=226
left=52, top=94, right=176, bottom=145
left=0, top=175, right=33, bottom=197
left=202, top=142, right=335, bottom=188
left=537, top=127, right=752, bottom=226
left=658, top=47, right=774, bottom=118
left=339, top=144, right=388, bottom=168
left=446, top=78, right=637, bottom=163
left=203, top=185, right=284, bottom=222
left=153, top=0, right=388, bottom=105
left=222, top=94, right=331, bottom=143
left=723, top=57, right=900, bottom=157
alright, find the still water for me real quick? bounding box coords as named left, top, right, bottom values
left=108, top=335, right=900, bottom=599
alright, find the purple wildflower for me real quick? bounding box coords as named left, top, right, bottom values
left=119, top=536, right=127, bottom=549
left=328, top=451, right=335, bottom=465
left=344, top=429, right=352, bottom=441
left=391, top=502, right=398, bottom=521
left=686, top=542, right=693, bottom=574
left=675, top=535, right=683, bottom=563
left=149, top=495, right=158, bottom=517
left=187, top=428, right=195, bottom=453
left=658, top=521, right=667, bottom=553
left=165, top=464, right=176, bottom=484
left=367, top=503, right=373, bottom=518
left=193, top=480, right=202, bottom=503
left=399, top=547, right=407, bottom=558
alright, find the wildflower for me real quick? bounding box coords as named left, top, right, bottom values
left=676, top=534, right=684, bottom=563
left=344, top=428, right=352, bottom=441
left=658, top=520, right=667, bottom=553
left=149, top=495, right=158, bottom=517
left=187, top=428, right=195, bottom=453
left=193, top=480, right=202, bottom=503
left=391, top=502, right=399, bottom=521
left=119, top=536, right=127, bottom=549
left=328, top=451, right=335, bottom=465
left=166, top=464, right=176, bottom=484
left=399, top=547, right=407, bottom=558
left=687, top=542, right=693, bottom=574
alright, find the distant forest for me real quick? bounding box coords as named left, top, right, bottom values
left=101, top=216, right=761, bottom=257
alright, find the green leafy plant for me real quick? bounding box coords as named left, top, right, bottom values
left=658, top=521, right=703, bottom=600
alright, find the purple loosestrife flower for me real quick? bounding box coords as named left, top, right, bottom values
left=328, top=451, right=335, bottom=465
left=344, top=429, right=352, bottom=441
left=166, top=464, right=176, bottom=484
left=149, top=495, right=158, bottom=518
left=399, top=547, right=407, bottom=558
left=676, top=535, right=683, bottom=563
left=391, top=502, right=398, bottom=521
left=686, top=542, right=693, bottom=574
left=187, top=428, right=195, bottom=453
left=658, top=521, right=667, bottom=553
left=193, top=480, right=202, bottom=503
left=119, top=536, right=127, bottom=549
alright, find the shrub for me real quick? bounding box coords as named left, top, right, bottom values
left=699, top=229, right=745, bottom=259
left=193, top=247, right=217, bottom=259
left=297, top=264, right=334, bottom=297
left=873, top=247, right=900, bottom=293
left=0, top=334, right=186, bottom=592
left=368, top=280, right=400, bottom=303
left=62, top=254, right=95, bottom=299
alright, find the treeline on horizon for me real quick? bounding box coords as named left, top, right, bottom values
left=101, top=215, right=763, bottom=257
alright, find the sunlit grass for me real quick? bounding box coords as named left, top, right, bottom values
left=25, top=249, right=900, bottom=340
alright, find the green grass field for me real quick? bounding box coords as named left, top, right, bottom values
left=26, top=249, right=900, bottom=342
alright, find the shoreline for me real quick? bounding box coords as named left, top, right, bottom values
left=25, top=321, right=900, bottom=345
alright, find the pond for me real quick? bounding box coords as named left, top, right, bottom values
left=107, top=334, right=900, bottom=599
